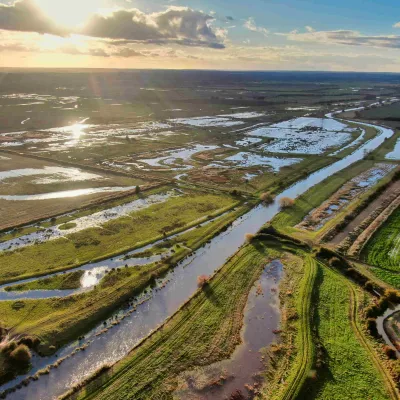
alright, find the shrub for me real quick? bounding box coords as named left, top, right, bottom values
left=135, top=186, right=140, bottom=194
left=197, top=275, right=210, bottom=288
left=279, top=197, right=295, bottom=209
left=364, top=281, right=375, bottom=291
left=366, top=317, right=379, bottom=337
left=329, top=257, right=342, bottom=268
left=385, top=289, right=400, bottom=303
left=9, top=344, right=31, bottom=366
left=18, top=336, right=40, bottom=349
left=245, top=233, right=255, bottom=242
left=260, top=192, right=274, bottom=204
left=383, top=345, right=397, bottom=360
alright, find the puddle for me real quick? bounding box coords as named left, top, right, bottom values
left=139, top=145, right=218, bottom=169
left=218, top=112, right=266, bottom=119
left=0, top=167, right=102, bottom=185
left=221, top=152, right=302, bottom=171
left=169, top=117, right=244, bottom=127
left=175, top=260, right=282, bottom=400
left=0, top=186, right=139, bottom=201
left=80, top=267, right=110, bottom=288
left=235, top=138, right=263, bottom=147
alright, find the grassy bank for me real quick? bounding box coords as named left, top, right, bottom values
left=5, top=271, right=84, bottom=292
left=264, top=254, right=316, bottom=399
left=61, top=241, right=291, bottom=400
left=300, top=262, right=391, bottom=399
left=0, top=206, right=246, bottom=352
left=271, top=160, right=377, bottom=239
left=0, top=190, right=237, bottom=284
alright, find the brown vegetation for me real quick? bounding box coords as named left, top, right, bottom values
left=260, top=192, right=274, bottom=204
left=197, top=275, right=210, bottom=288
left=279, top=197, right=295, bottom=209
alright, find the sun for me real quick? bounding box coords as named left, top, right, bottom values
left=35, top=0, right=102, bottom=28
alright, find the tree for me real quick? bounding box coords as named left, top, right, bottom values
left=135, top=186, right=140, bottom=194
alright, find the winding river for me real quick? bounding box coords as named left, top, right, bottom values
left=1, top=114, right=395, bottom=400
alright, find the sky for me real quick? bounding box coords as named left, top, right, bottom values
left=0, top=0, right=400, bottom=71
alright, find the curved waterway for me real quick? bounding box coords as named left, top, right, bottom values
left=376, top=304, right=400, bottom=357
left=2, top=117, right=395, bottom=400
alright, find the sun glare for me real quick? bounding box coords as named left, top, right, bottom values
left=35, top=0, right=102, bottom=28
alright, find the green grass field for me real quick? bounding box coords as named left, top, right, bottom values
left=363, top=207, right=400, bottom=272
left=0, top=191, right=237, bottom=284
left=301, top=263, right=390, bottom=399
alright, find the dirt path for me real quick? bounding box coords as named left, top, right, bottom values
left=328, top=180, right=400, bottom=245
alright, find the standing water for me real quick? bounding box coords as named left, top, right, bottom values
left=174, top=260, right=283, bottom=399
left=3, top=118, right=395, bottom=400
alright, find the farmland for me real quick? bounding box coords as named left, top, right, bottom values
left=1, top=70, right=400, bottom=400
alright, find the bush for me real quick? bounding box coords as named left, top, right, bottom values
left=364, top=281, right=375, bottom=291
left=245, top=233, right=255, bottom=242
left=385, top=289, right=400, bottom=303
left=9, top=344, right=31, bottom=366
left=383, top=345, right=397, bottom=360
left=260, top=192, right=274, bottom=204
left=197, top=275, right=210, bottom=288
left=366, top=317, right=379, bottom=337
left=279, top=197, right=295, bottom=209
left=18, top=336, right=40, bottom=349
left=329, top=257, right=341, bottom=268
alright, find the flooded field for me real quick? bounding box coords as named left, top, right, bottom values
left=0, top=110, right=395, bottom=399
left=246, top=117, right=357, bottom=155
left=1, top=69, right=400, bottom=400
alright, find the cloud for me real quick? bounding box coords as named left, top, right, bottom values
left=80, top=7, right=224, bottom=48
left=0, top=2, right=225, bottom=49
left=243, top=17, right=269, bottom=36
left=305, top=26, right=315, bottom=33
left=394, top=22, right=400, bottom=28
left=0, top=0, right=67, bottom=36
left=284, top=28, right=400, bottom=49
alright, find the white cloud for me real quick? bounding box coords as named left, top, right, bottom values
left=305, top=26, right=315, bottom=32
left=243, top=17, right=269, bottom=36
left=394, top=22, right=400, bottom=28
left=0, top=1, right=225, bottom=49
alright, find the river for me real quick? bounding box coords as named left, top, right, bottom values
left=2, top=115, right=394, bottom=400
